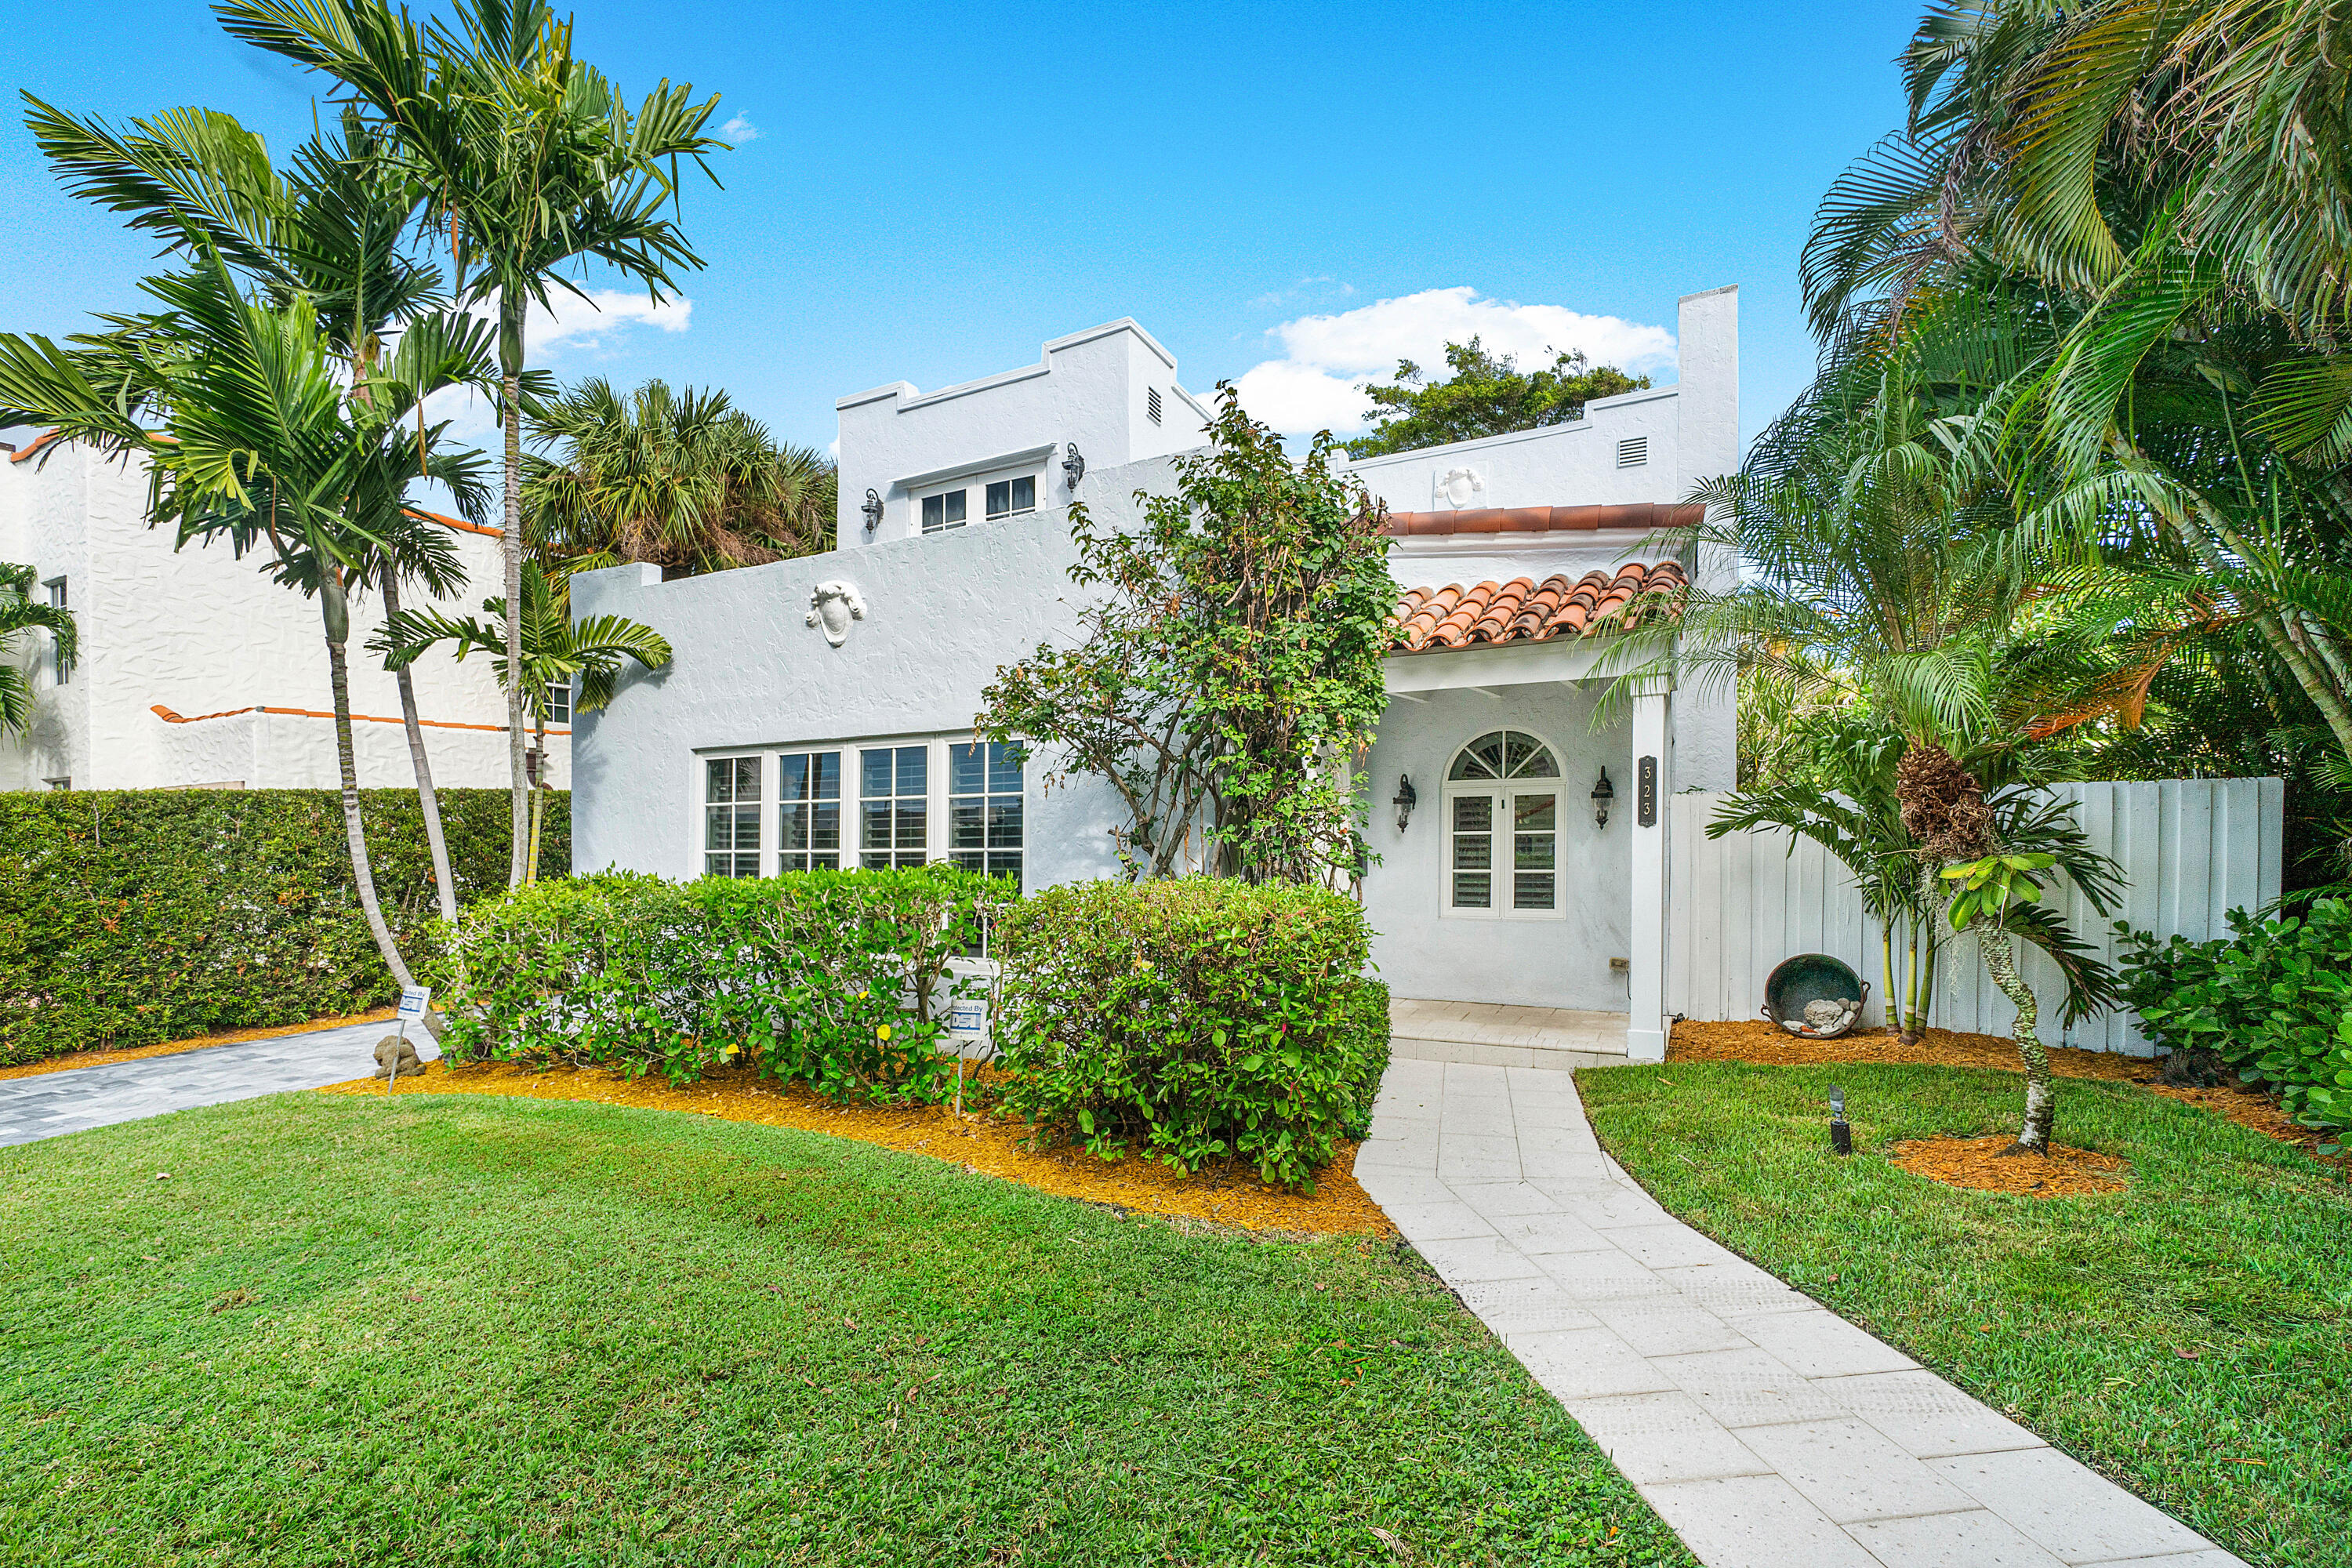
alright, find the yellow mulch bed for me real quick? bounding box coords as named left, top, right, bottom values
left=319, top=1060, right=1396, bottom=1239
left=1890, top=1134, right=2133, bottom=1197
left=0, top=1007, right=400, bottom=1083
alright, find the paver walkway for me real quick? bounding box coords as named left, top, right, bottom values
left=0, top=1019, right=430, bottom=1148
left=1356, top=1057, right=2249, bottom=1568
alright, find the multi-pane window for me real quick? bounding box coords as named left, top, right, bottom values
left=984, top=475, right=1036, bottom=521
left=920, top=488, right=968, bottom=534
left=546, top=677, right=573, bottom=724
left=704, top=757, right=762, bottom=878
left=860, top=745, right=929, bottom=869
left=1444, top=730, right=1563, bottom=917
left=45, top=578, right=67, bottom=685
left=778, top=750, right=843, bottom=872
left=948, top=740, right=1024, bottom=884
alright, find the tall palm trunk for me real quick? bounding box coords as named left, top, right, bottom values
left=380, top=563, right=458, bottom=922
left=323, top=573, right=416, bottom=989
left=1978, top=922, right=2052, bottom=1154
left=499, top=291, right=529, bottom=888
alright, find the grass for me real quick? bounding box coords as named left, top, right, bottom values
left=0, top=1092, right=1696, bottom=1567
left=1577, top=1061, right=2352, bottom=1568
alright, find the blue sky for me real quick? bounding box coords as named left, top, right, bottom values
left=1, top=0, right=1920, bottom=462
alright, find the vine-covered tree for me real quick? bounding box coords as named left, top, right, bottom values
left=1343, top=338, right=1646, bottom=459
left=982, top=387, right=1396, bottom=884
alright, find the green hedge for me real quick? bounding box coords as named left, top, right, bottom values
left=2118, top=900, right=2352, bottom=1140
left=993, top=880, right=1390, bottom=1192
left=0, top=789, right=564, bottom=1066
left=441, top=868, right=1007, bottom=1102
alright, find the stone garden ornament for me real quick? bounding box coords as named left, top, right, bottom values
left=807, top=582, right=867, bottom=647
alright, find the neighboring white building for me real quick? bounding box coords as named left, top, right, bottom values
left=571, top=289, right=1739, bottom=1063
left=0, top=431, right=568, bottom=793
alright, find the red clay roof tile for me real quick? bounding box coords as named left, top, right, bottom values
left=1392, top=559, right=1686, bottom=652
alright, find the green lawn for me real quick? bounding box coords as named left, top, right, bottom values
left=1577, top=1062, right=2352, bottom=1568
left=0, top=1094, right=1694, bottom=1567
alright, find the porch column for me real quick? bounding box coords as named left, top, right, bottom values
left=1627, top=677, right=1672, bottom=1063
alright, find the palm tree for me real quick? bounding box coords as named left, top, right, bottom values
left=376, top=561, right=670, bottom=883
left=27, top=96, right=488, bottom=921
left=0, top=562, right=76, bottom=738
left=524, top=378, right=835, bottom=575
left=0, top=249, right=488, bottom=987
left=220, top=0, right=727, bottom=887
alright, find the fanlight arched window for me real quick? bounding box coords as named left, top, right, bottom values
left=1443, top=730, right=1564, bottom=917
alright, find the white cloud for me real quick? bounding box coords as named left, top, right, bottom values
left=719, top=114, right=760, bottom=144
left=1232, top=285, right=1678, bottom=437
left=415, top=289, right=694, bottom=441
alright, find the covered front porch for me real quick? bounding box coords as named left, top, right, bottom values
left=1360, top=622, right=1675, bottom=1065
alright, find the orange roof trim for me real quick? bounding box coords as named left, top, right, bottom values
left=151, top=703, right=564, bottom=736
left=1383, top=502, right=1701, bottom=537
left=1393, top=561, right=1686, bottom=652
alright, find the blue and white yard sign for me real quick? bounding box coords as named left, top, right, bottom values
left=397, top=985, right=432, bottom=1022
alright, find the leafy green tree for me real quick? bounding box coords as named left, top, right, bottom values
left=0, top=249, right=487, bottom=985
left=27, top=97, right=489, bottom=920
left=378, top=561, right=670, bottom=883
left=0, top=563, right=75, bottom=739
left=223, top=0, right=726, bottom=887
left=1343, top=338, right=1646, bottom=459
left=983, top=387, right=1396, bottom=884
left=524, top=377, right=835, bottom=575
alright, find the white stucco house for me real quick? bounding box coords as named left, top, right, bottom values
left=0, top=430, right=567, bottom=793
left=570, top=289, right=1739, bottom=1065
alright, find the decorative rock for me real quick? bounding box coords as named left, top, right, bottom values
left=372, top=1033, right=426, bottom=1081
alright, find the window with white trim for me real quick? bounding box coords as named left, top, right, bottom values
left=777, top=750, right=843, bottom=871
left=45, top=577, right=67, bottom=684
left=920, top=488, right=968, bottom=534
left=546, top=677, right=573, bottom=724
left=949, top=740, right=1024, bottom=884
left=859, top=745, right=928, bottom=869
left=1443, top=730, right=1564, bottom=917
left=984, top=475, right=1036, bottom=521
left=703, top=756, right=762, bottom=878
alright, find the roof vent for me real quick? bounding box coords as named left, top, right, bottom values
left=1147, top=387, right=1163, bottom=426
left=1616, top=436, right=1649, bottom=469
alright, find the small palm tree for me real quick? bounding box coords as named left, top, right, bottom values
left=223, top=0, right=727, bottom=887
left=524, top=377, right=835, bottom=575
left=0, top=563, right=76, bottom=738
left=376, top=561, right=670, bottom=883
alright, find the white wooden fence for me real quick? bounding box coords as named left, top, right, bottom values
left=1666, top=779, right=2286, bottom=1055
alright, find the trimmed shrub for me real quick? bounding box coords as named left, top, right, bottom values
left=441, top=866, right=1009, bottom=1102
left=0, top=789, right=562, bottom=1066
left=2118, top=899, right=2352, bottom=1138
left=992, top=879, right=1390, bottom=1192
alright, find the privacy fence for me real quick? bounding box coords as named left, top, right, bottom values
left=1666, top=779, right=2285, bottom=1055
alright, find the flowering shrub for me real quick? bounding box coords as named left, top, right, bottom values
left=440, top=866, right=1009, bottom=1102
left=2118, top=898, right=2352, bottom=1142
left=991, top=879, right=1389, bottom=1192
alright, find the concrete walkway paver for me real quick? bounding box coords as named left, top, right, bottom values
left=1356, top=1058, right=2249, bottom=1568
left=0, top=1019, right=427, bottom=1148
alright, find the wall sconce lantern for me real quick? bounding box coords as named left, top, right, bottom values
left=1062, top=442, right=1087, bottom=491
left=860, top=488, right=884, bottom=532
left=1592, top=767, right=1616, bottom=829
left=1392, top=773, right=1417, bottom=833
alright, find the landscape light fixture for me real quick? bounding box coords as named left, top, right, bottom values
left=1829, top=1085, right=1852, bottom=1156
left=861, top=488, right=884, bottom=533
left=1392, top=773, right=1417, bottom=833
left=1062, top=442, right=1087, bottom=491
left=1592, top=767, right=1615, bottom=829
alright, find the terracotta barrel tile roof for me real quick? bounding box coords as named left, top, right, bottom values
left=1382, top=502, right=1702, bottom=537
left=1394, top=559, right=1686, bottom=652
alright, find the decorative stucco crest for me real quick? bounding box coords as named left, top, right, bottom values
left=805, top=581, right=867, bottom=647
left=1436, top=466, right=1485, bottom=510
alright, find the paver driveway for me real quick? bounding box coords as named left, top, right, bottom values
left=0, top=1019, right=430, bottom=1148
left=1356, top=1057, right=2250, bottom=1568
